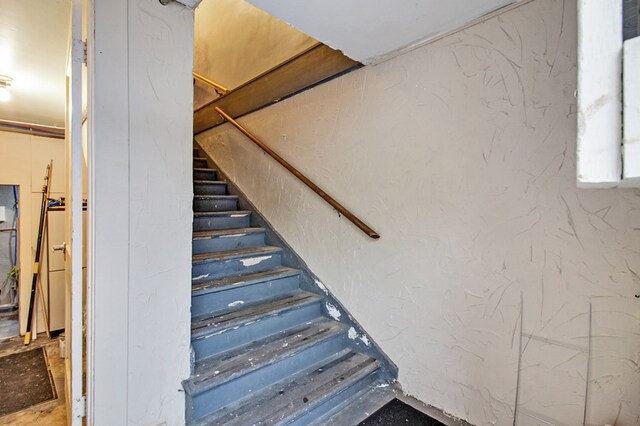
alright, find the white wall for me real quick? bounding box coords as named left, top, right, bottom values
left=89, top=0, right=193, bottom=424
left=196, top=0, right=640, bottom=424
left=0, top=130, right=66, bottom=335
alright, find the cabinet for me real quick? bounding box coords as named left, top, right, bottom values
left=45, top=208, right=86, bottom=333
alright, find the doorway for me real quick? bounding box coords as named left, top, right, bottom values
left=0, top=184, right=19, bottom=340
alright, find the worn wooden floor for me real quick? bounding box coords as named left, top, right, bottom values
left=0, top=335, right=66, bottom=425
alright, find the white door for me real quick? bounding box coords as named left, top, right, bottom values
left=65, top=0, right=85, bottom=423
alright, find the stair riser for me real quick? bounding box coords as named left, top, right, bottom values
left=290, top=369, right=381, bottom=426
left=193, top=197, right=238, bottom=212
left=193, top=170, right=217, bottom=180
left=192, top=231, right=266, bottom=254
left=189, top=334, right=348, bottom=421
left=193, top=148, right=199, bottom=157
left=192, top=300, right=322, bottom=360
left=191, top=274, right=300, bottom=317
left=193, top=158, right=208, bottom=168
left=193, top=213, right=251, bottom=231
left=194, top=183, right=227, bottom=196
left=192, top=252, right=282, bottom=282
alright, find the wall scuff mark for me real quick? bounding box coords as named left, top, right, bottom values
left=196, top=0, right=640, bottom=424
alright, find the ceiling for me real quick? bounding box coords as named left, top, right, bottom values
left=0, top=0, right=523, bottom=127
left=246, top=0, right=516, bottom=64
left=0, top=0, right=70, bottom=128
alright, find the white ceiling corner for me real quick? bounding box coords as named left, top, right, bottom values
left=245, top=0, right=516, bottom=64
left=0, top=0, right=70, bottom=128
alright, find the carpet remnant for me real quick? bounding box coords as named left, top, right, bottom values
left=358, top=399, right=446, bottom=426
left=0, top=348, right=56, bottom=416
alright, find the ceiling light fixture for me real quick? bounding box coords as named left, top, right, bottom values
left=0, top=76, right=13, bottom=102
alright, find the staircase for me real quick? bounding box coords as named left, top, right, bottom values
left=184, top=147, right=397, bottom=425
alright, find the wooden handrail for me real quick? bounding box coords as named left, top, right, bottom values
left=193, top=72, right=228, bottom=95
left=215, top=107, right=380, bottom=239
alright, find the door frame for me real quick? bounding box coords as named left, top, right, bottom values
left=64, top=0, right=85, bottom=423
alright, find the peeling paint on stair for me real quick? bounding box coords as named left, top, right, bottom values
left=348, top=327, right=358, bottom=340
left=240, top=255, right=272, bottom=267
left=325, top=302, right=341, bottom=320
left=315, top=279, right=329, bottom=295
left=192, top=274, right=210, bottom=281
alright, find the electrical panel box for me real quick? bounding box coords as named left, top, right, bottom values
left=0, top=206, right=5, bottom=222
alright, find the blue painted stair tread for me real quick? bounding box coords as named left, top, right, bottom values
left=194, top=180, right=228, bottom=195
left=187, top=147, right=395, bottom=425
left=192, top=267, right=299, bottom=294
left=191, top=267, right=301, bottom=316
left=193, top=227, right=266, bottom=254
left=193, top=211, right=252, bottom=231
left=190, top=291, right=322, bottom=340
left=189, top=319, right=347, bottom=391
left=194, top=167, right=218, bottom=181
left=194, top=351, right=380, bottom=426
left=193, top=194, right=239, bottom=212
left=190, top=291, right=324, bottom=362
left=192, top=246, right=284, bottom=282
left=194, top=157, right=209, bottom=168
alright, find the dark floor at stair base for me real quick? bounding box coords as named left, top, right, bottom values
left=0, top=347, right=56, bottom=416
left=358, top=399, right=445, bottom=426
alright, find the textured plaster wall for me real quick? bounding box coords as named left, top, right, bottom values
left=196, top=0, right=640, bottom=424
left=0, top=131, right=65, bottom=335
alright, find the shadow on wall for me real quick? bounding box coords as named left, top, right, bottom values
left=193, top=0, right=318, bottom=109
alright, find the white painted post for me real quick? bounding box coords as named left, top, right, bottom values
left=576, top=0, right=623, bottom=187
left=87, top=0, right=193, bottom=424
left=623, top=37, right=640, bottom=184
left=65, top=0, right=85, bottom=423
left=87, top=0, right=130, bottom=423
